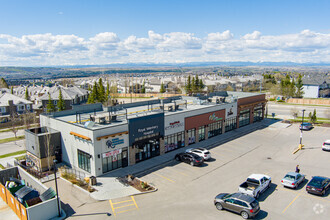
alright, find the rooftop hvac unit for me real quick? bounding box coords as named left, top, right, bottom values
left=84, top=121, right=95, bottom=128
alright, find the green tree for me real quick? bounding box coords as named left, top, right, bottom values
left=11, top=86, right=13, bottom=94
left=160, top=82, right=165, bottom=93
left=309, top=109, right=317, bottom=123
left=199, top=79, right=204, bottom=91
left=295, top=74, right=304, bottom=98
left=191, top=77, right=197, bottom=92
left=98, top=78, right=105, bottom=103
left=289, top=78, right=295, bottom=98
left=0, top=78, right=9, bottom=88
left=106, top=81, right=110, bottom=101
left=57, top=89, right=65, bottom=111
left=25, top=87, right=30, bottom=100
left=46, top=93, right=56, bottom=112
left=141, top=80, right=146, bottom=93
left=87, top=82, right=98, bottom=104
left=194, top=75, right=200, bottom=92
left=185, top=75, right=192, bottom=94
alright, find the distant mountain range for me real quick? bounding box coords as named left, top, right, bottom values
left=54, top=61, right=330, bottom=68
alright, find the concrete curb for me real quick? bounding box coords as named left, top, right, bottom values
left=129, top=177, right=158, bottom=196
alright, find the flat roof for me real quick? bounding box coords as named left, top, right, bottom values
left=49, top=92, right=262, bottom=131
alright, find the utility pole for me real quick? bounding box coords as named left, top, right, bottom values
left=299, top=109, right=306, bottom=145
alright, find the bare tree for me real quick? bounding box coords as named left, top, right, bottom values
left=290, top=107, right=299, bottom=119
left=10, top=115, right=19, bottom=138
left=43, top=127, right=54, bottom=172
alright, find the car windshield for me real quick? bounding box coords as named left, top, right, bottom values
left=250, top=200, right=259, bottom=208
left=309, top=178, right=323, bottom=188
left=302, top=123, right=310, bottom=126
left=284, top=175, right=296, bottom=181
left=324, top=142, right=330, bottom=146
left=223, top=193, right=234, bottom=199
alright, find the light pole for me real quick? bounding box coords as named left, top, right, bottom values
left=299, top=109, right=306, bottom=145
left=53, top=159, right=61, bottom=217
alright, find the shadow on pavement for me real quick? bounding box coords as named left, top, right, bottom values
left=255, top=210, right=268, bottom=219
left=258, top=183, right=277, bottom=202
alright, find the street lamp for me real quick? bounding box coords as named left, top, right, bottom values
left=299, top=109, right=306, bottom=145
left=53, top=159, right=61, bottom=217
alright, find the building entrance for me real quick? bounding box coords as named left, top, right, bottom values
left=135, top=138, right=160, bottom=163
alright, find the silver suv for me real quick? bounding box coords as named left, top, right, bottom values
left=214, top=192, right=260, bottom=219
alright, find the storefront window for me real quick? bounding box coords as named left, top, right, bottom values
left=225, top=118, right=237, bottom=132
left=198, top=126, right=205, bottom=141
left=78, top=150, right=91, bottom=173
left=187, top=128, right=196, bottom=145
left=102, top=148, right=128, bottom=173
left=165, top=131, right=185, bottom=153
left=253, top=107, right=263, bottom=122
left=239, top=109, right=250, bottom=127
left=208, top=121, right=222, bottom=138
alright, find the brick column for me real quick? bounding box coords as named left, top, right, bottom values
left=195, top=128, right=199, bottom=143
left=222, top=120, right=226, bottom=134
left=129, top=146, right=136, bottom=166
left=159, top=137, right=165, bottom=155
left=250, top=107, right=254, bottom=124
left=205, top=125, right=209, bottom=140
left=185, top=130, right=189, bottom=147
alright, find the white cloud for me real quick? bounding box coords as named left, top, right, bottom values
left=0, top=30, right=330, bottom=65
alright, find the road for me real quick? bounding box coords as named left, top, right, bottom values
left=49, top=122, right=330, bottom=220
left=267, top=103, right=330, bottom=119
left=0, top=130, right=25, bottom=139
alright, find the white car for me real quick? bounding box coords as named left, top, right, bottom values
left=185, top=147, right=211, bottom=160
left=322, top=140, right=330, bottom=151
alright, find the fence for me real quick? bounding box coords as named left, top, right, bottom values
left=59, top=166, right=88, bottom=180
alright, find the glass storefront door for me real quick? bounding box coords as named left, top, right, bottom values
left=135, top=138, right=160, bottom=163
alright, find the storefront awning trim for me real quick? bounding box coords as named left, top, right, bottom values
left=239, top=100, right=267, bottom=109
left=70, top=131, right=91, bottom=141
left=96, top=131, right=128, bottom=141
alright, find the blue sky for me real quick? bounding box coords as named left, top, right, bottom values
left=1, top=0, right=330, bottom=66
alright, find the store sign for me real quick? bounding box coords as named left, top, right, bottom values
left=138, top=125, right=159, bottom=136
left=226, top=103, right=237, bottom=119
left=106, top=138, right=124, bottom=149
left=209, top=113, right=222, bottom=122
left=165, top=121, right=183, bottom=130
left=128, top=113, right=164, bottom=145
left=165, top=115, right=185, bottom=135
left=103, top=149, right=122, bottom=158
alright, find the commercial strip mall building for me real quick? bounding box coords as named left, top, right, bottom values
left=25, top=91, right=266, bottom=177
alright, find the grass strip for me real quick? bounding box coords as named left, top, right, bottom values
left=0, top=135, right=25, bottom=144
left=0, top=150, right=26, bottom=159
left=0, top=163, right=5, bottom=169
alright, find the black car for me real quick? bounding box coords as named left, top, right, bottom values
left=306, top=176, right=330, bottom=196
left=175, top=152, right=204, bottom=166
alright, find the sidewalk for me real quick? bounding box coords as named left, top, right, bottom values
left=90, top=119, right=276, bottom=201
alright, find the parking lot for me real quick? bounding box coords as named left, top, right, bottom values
left=106, top=123, right=329, bottom=220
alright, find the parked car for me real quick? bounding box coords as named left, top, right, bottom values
left=174, top=152, right=204, bottom=166
left=306, top=176, right=330, bottom=196
left=299, top=122, right=313, bottom=130
left=185, top=147, right=211, bottom=160
left=322, top=140, right=330, bottom=151
left=238, top=174, right=271, bottom=199
left=281, top=172, right=305, bottom=189
left=214, top=192, right=260, bottom=219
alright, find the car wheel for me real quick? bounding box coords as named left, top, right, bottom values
left=190, top=161, right=194, bottom=166
left=241, top=211, right=249, bottom=219
left=215, top=203, right=223, bottom=210
left=175, top=156, right=180, bottom=161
